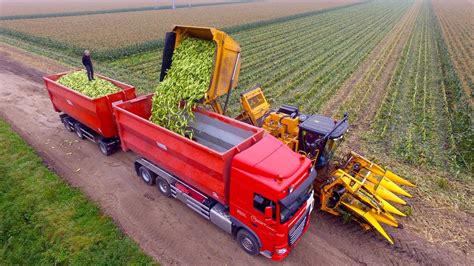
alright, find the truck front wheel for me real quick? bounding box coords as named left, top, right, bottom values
left=156, top=178, right=171, bottom=197
left=139, top=166, right=155, bottom=185
left=237, top=229, right=260, bottom=256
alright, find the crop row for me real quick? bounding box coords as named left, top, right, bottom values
left=226, top=0, right=412, bottom=115
left=431, top=0, right=473, bottom=103
left=0, top=1, right=360, bottom=52
left=112, top=0, right=412, bottom=114
left=329, top=0, right=421, bottom=125
left=102, top=0, right=368, bottom=73
left=372, top=0, right=472, bottom=172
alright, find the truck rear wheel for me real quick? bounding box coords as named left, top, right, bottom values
left=139, top=166, right=155, bottom=185
left=74, top=123, right=85, bottom=140
left=237, top=229, right=260, bottom=256
left=98, top=139, right=113, bottom=156
left=156, top=178, right=171, bottom=197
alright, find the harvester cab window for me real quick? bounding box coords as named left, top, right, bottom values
left=253, top=193, right=276, bottom=220
left=247, top=93, right=265, bottom=109
left=300, top=131, right=322, bottom=159
left=319, top=137, right=343, bottom=166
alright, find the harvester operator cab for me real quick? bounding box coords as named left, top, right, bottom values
left=298, top=113, right=348, bottom=168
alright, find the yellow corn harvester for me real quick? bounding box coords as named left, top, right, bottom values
left=234, top=86, right=416, bottom=244
left=159, top=26, right=416, bottom=244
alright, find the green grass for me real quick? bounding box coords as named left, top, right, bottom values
left=0, top=119, right=156, bottom=265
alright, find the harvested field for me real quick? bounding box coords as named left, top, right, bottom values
left=0, top=0, right=360, bottom=50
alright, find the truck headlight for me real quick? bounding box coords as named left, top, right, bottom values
left=276, top=248, right=287, bottom=255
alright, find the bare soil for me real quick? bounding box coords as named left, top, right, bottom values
left=0, top=43, right=470, bottom=265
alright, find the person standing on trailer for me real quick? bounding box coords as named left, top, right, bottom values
left=82, top=50, right=94, bottom=81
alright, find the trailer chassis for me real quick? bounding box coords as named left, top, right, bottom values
left=60, top=113, right=119, bottom=156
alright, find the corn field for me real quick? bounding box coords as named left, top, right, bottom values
left=0, top=0, right=472, bottom=254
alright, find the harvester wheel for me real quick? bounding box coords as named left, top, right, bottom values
left=74, top=123, right=85, bottom=140
left=156, top=177, right=171, bottom=197
left=237, top=229, right=259, bottom=256
left=139, top=166, right=156, bottom=186
left=98, top=139, right=113, bottom=156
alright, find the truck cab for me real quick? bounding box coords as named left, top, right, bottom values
left=230, top=135, right=315, bottom=260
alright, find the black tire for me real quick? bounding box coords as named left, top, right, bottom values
left=62, top=120, right=73, bottom=132
left=156, top=177, right=171, bottom=197
left=138, top=166, right=155, bottom=186
left=237, top=229, right=260, bottom=256
left=74, top=123, right=85, bottom=140
left=98, top=139, right=112, bottom=156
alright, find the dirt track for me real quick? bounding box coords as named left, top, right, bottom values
left=0, top=43, right=469, bottom=265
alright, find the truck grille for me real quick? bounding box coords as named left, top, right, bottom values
left=289, top=214, right=307, bottom=246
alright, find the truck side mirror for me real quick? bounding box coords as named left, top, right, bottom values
left=264, top=206, right=273, bottom=220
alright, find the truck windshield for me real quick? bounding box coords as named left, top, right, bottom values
left=279, top=169, right=316, bottom=224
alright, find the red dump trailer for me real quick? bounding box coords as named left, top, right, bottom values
left=43, top=71, right=136, bottom=155
left=113, top=94, right=316, bottom=260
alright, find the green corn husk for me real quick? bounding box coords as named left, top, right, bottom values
left=150, top=37, right=215, bottom=137
left=57, top=70, right=120, bottom=98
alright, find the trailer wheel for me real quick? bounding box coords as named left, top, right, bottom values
left=98, top=139, right=113, bottom=156
left=74, top=123, right=85, bottom=140
left=139, top=166, right=155, bottom=186
left=63, top=120, right=73, bottom=132
left=156, top=178, right=171, bottom=197
left=237, top=229, right=260, bottom=256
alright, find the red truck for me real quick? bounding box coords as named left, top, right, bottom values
left=113, top=94, right=315, bottom=260
left=43, top=71, right=136, bottom=155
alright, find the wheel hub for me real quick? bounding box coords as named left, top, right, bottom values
left=242, top=237, right=254, bottom=252
left=159, top=181, right=168, bottom=193
left=142, top=171, right=151, bottom=182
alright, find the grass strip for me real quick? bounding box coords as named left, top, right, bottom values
left=0, top=119, right=156, bottom=265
